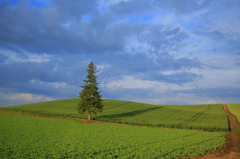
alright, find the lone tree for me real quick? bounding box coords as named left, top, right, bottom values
left=78, top=61, right=104, bottom=121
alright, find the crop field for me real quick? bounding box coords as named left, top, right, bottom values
left=2, top=98, right=229, bottom=131
left=0, top=113, right=226, bottom=158
left=226, top=103, right=240, bottom=124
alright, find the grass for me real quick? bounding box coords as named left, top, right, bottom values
left=226, top=103, right=240, bottom=124
left=0, top=113, right=227, bottom=158
left=1, top=98, right=229, bottom=131
left=234, top=128, right=240, bottom=134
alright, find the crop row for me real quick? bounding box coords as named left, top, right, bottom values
left=2, top=99, right=230, bottom=132
left=0, top=113, right=226, bottom=158
left=226, top=103, right=240, bottom=124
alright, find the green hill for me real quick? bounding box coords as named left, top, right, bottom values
left=226, top=103, right=240, bottom=124
left=1, top=98, right=229, bottom=131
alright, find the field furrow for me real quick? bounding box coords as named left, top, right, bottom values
left=1, top=98, right=229, bottom=131
left=0, top=113, right=226, bottom=158
left=226, top=103, right=240, bottom=124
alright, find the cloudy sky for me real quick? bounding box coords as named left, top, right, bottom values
left=0, top=0, right=240, bottom=107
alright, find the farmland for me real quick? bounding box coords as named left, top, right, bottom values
left=0, top=113, right=226, bottom=158
left=226, top=103, right=240, bottom=124
left=2, top=98, right=229, bottom=131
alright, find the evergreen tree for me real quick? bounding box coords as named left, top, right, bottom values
left=78, top=61, right=104, bottom=121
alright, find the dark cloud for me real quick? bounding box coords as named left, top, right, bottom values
left=0, top=52, right=202, bottom=96
left=194, top=30, right=226, bottom=41
left=155, top=55, right=202, bottom=70
left=141, top=72, right=202, bottom=84
left=0, top=53, right=8, bottom=63
left=0, top=79, right=79, bottom=100
left=0, top=55, right=88, bottom=86
left=154, top=0, right=215, bottom=15
left=0, top=0, right=99, bottom=54
left=0, top=5, right=120, bottom=54
left=138, top=26, right=189, bottom=50
left=109, top=0, right=215, bottom=16
left=0, top=0, right=239, bottom=106
left=95, top=52, right=202, bottom=84
left=194, top=30, right=240, bottom=55
left=109, top=0, right=153, bottom=16
left=51, top=0, right=97, bottom=20
left=0, top=0, right=191, bottom=56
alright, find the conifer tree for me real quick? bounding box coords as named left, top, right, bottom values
left=78, top=61, right=104, bottom=121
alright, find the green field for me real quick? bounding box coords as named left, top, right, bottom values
left=0, top=113, right=226, bottom=158
left=1, top=98, right=229, bottom=131
left=226, top=103, right=240, bottom=124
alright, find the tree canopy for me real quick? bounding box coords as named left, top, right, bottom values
left=77, top=61, right=104, bottom=121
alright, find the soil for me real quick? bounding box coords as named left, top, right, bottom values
left=192, top=104, right=240, bottom=159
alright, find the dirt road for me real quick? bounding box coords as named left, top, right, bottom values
left=195, top=104, right=240, bottom=159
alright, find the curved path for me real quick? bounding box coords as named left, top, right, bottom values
left=195, top=104, right=240, bottom=159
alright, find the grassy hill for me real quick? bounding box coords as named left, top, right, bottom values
left=226, top=103, right=240, bottom=124
left=1, top=98, right=229, bottom=132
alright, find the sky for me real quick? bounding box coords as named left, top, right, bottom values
left=0, top=0, right=240, bottom=107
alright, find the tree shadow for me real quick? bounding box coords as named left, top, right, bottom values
left=97, top=107, right=162, bottom=120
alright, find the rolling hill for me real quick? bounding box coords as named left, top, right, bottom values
left=1, top=98, right=229, bottom=131
left=226, top=103, right=240, bottom=124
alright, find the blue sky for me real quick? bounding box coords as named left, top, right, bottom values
left=0, top=0, right=240, bottom=107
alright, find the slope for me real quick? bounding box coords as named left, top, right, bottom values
left=226, top=103, right=240, bottom=124
left=1, top=98, right=229, bottom=131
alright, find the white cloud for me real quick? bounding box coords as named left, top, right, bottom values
left=9, top=93, right=33, bottom=101
left=0, top=91, right=56, bottom=107
left=192, top=100, right=222, bottom=105
left=45, top=97, right=55, bottom=101
left=132, top=92, right=237, bottom=105
left=103, top=0, right=129, bottom=6
left=104, top=75, right=193, bottom=92
left=0, top=49, right=50, bottom=63
left=133, top=98, right=166, bottom=105
left=51, top=82, right=67, bottom=88
left=96, top=63, right=111, bottom=74
left=0, top=0, right=239, bottom=106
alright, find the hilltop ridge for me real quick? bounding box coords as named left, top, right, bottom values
left=1, top=98, right=229, bottom=131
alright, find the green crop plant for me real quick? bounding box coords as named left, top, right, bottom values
left=1, top=98, right=229, bottom=132
left=226, top=103, right=240, bottom=124
left=234, top=128, right=240, bottom=134
left=0, top=113, right=226, bottom=158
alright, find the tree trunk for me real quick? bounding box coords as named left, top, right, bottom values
left=88, top=113, right=91, bottom=121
